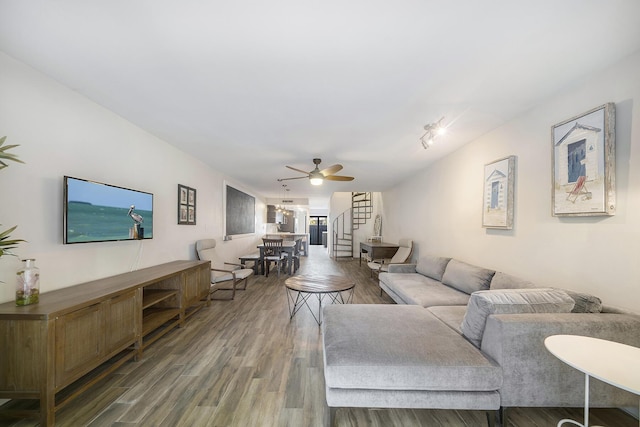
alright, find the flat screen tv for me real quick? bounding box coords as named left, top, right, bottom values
left=64, top=176, right=154, bottom=244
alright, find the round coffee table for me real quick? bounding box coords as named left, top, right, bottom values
left=284, top=275, right=355, bottom=325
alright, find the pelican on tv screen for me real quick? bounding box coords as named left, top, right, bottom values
left=64, top=176, right=154, bottom=244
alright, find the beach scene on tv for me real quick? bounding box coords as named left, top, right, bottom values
left=65, top=177, right=153, bottom=243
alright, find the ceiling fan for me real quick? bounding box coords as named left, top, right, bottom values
left=278, top=158, right=355, bottom=186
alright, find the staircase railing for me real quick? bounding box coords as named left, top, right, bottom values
left=352, top=192, right=372, bottom=230
left=332, top=208, right=353, bottom=260
left=331, top=192, right=374, bottom=260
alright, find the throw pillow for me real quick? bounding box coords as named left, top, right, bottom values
left=461, top=288, right=575, bottom=348
left=441, top=259, right=495, bottom=295
left=562, top=289, right=603, bottom=313
left=415, top=255, right=451, bottom=281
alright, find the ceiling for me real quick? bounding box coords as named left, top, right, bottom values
left=2, top=1, right=640, bottom=209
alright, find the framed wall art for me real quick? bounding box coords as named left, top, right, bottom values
left=482, top=155, right=516, bottom=229
left=552, top=103, right=615, bottom=216
left=224, top=184, right=255, bottom=236
left=178, top=184, right=196, bottom=225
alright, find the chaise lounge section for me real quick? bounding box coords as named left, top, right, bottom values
left=322, top=304, right=503, bottom=425
left=322, top=255, right=640, bottom=426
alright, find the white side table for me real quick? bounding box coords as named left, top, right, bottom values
left=545, top=335, right=640, bottom=427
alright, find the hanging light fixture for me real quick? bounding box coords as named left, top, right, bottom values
left=420, top=117, right=446, bottom=149
left=278, top=184, right=289, bottom=214
left=284, top=186, right=291, bottom=215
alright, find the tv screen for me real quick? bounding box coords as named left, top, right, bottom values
left=64, top=176, right=154, bottom=244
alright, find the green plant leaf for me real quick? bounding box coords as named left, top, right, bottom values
left=0, top=225, right=18, bottom=240
left=0, top=136, right=25, bottom=167
left=0, top=225, right=25, bottom=258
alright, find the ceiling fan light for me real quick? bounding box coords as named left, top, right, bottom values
left=309, top=169, right=324, bottom=185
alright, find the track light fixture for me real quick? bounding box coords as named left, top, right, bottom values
left=420, top=117, right=446, bottom=149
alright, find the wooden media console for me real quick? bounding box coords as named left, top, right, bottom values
left=0, top=260, right=210, bottom=426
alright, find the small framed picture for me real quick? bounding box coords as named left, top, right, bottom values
left=178, top=184, right=196, bottom=225
left=482, top=156, right=516, bottom=229
left=180, top=186, right=188, bottom=204
left=552, top=103, right=615, bottom=216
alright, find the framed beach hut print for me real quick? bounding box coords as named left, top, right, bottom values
left=552, top=103, right=615, bottom=216
left=482, top=156, right=516, bottom=229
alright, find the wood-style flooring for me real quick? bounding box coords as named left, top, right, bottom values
left=2, top=246, right=637, bottom=426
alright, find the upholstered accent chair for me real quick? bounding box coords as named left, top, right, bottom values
left=367, top=238, right=413, bottom=278
left=196, top=238, right=253, bottom=300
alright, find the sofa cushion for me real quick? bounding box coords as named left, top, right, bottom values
left=441, top=259, right=495, bottom=295
left=563, top=289, right=603, bottom=313
left=415, top=255, right=451, bottom=281
left=427, top=305, right=467, bottom=334
left=322, top=304, right=502, bottom=392
left=461, top=288, right=575, bottom=347
left=379, top=273, right=471, bottom=307
left=387, top=263, right=417, bottom=274
left=490, top=272, right=536, bottom=290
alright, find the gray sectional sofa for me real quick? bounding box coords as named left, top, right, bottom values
left=321, top=255, right=640, bottom=426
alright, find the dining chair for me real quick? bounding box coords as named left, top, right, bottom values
left=367, top=238, right=413, bottom=279
left=196, top=238, right=253, bottom=300
left=283, top=238, right=302, bottom=273
left=262, top=238, right=285, bottom=278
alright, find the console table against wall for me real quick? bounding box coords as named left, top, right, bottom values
left=359, top=241, right=399, bottom=266
left=0, top=260, right=210, bottom=426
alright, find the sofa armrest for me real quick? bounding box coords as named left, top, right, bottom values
left=481, top=312, right=640, bottom=408
left=386, top=263, right=417, bottom=273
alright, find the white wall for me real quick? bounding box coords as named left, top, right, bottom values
left=383, top=49, right=640, bottom=311
left=309, top=208, right=329, bottom=216
left=0, top=52, right=266, bottom=304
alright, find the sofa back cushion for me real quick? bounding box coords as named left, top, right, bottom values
left=441, top=259, right=495, bottom=295
left=490, top=271, right=536, bottom=290
left=461, top=288, right=575, bottom=348
left=415, top=255, right=451, bottom=281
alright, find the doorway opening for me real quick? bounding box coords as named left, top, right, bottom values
left=309, top=216, right=327, bottom=245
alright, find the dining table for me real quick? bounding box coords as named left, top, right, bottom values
left=257, top=240, right=297, bottom=275
left=263, top=233, right=309, bottom=256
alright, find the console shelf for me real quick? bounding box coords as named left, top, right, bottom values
left=0, top=259, right=211, bottom=427
left=142, top=307, right=181, bottom=335
left=143, top=289, right=179, bottom=309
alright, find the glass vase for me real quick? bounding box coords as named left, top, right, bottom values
left=16, top=258, right=40, bottom=306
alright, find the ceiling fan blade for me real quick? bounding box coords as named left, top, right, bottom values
left=324, top=175, right=354, bottom=181
left=286, top=165, right=311, bottom=175
left=277, top=176, right=308, bottom=182
left=320, top=164, right=343, bottom=177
